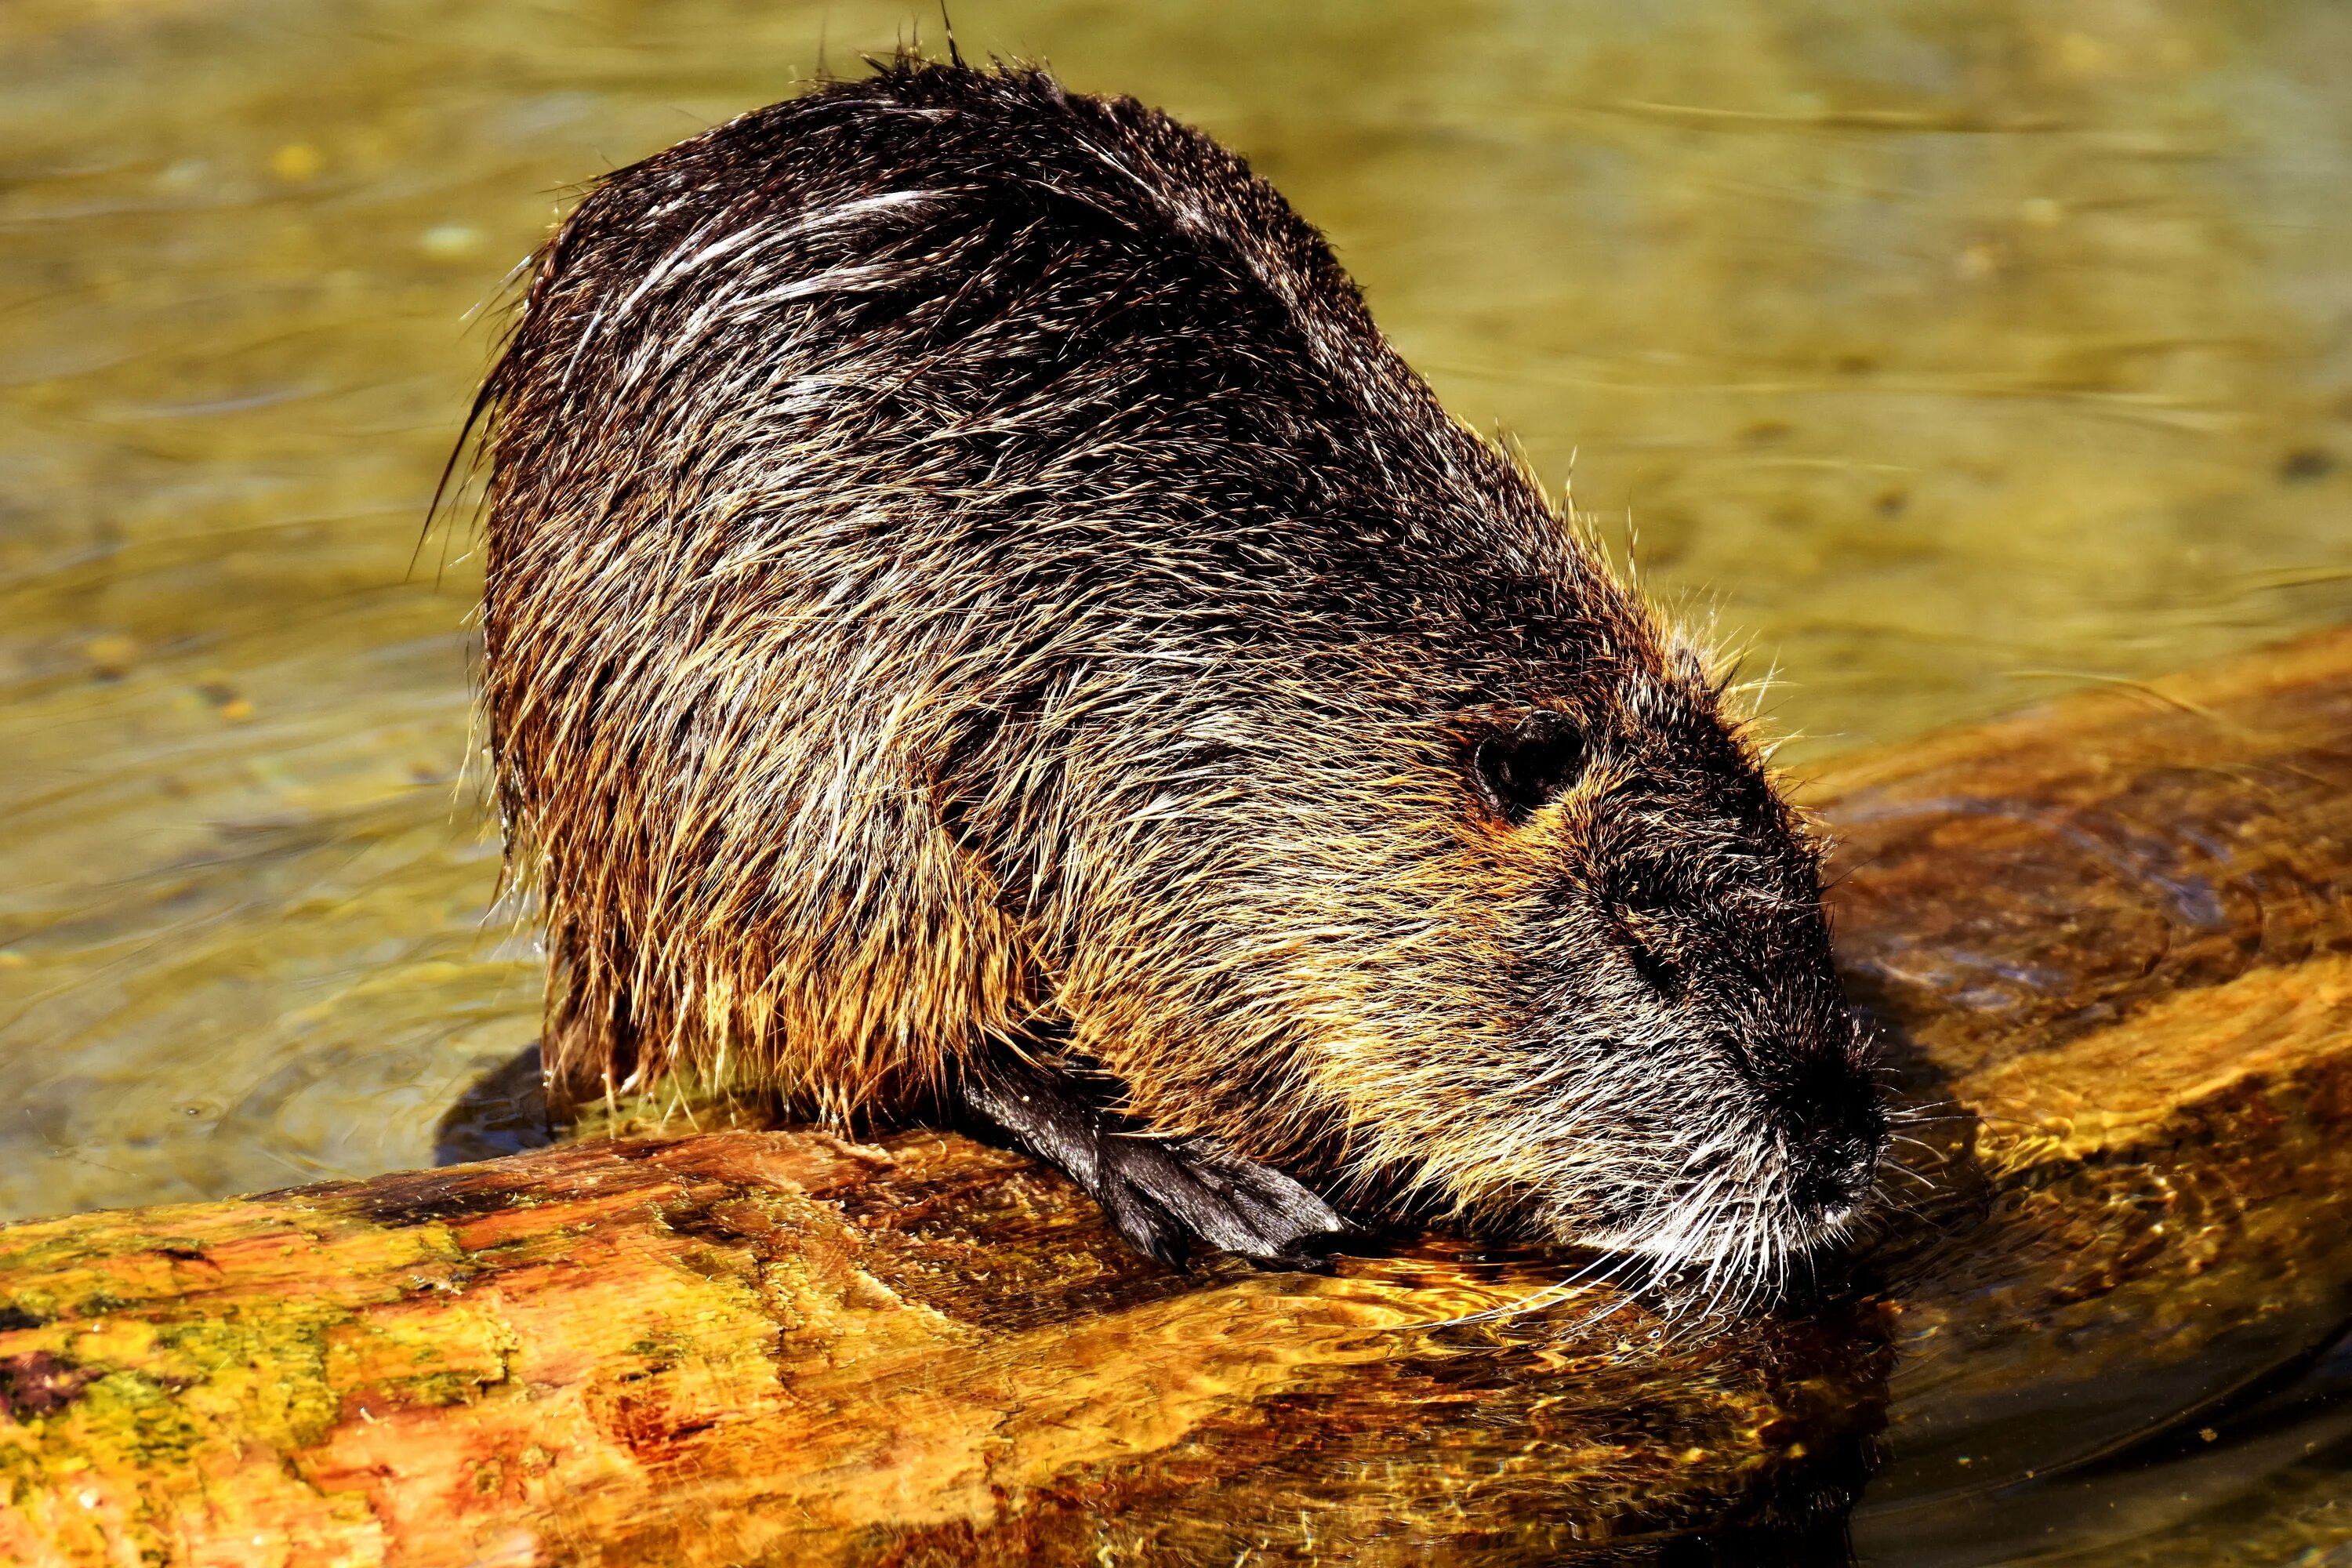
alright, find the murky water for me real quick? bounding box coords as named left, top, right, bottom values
left=1, top=0, right=2347, bottom=1561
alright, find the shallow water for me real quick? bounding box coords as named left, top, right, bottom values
left=0, top=1, right=2347, bottom=1561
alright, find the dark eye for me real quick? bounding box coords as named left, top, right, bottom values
left=1471, top=711, right=1588, bottom=823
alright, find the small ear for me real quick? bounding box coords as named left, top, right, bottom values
left=1472, top=710, right=1588, bottom=823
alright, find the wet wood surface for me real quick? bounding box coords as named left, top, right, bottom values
left=4, top=627, right=2350, bottom=1566
left=1825, top=629, right=2352, bottom=1563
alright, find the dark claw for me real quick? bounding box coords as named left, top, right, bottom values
left=1094, top=1131, right=1354, bottom=1270
left=954, top=1046, right=1353, bottom=1269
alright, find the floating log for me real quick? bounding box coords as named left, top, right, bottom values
left=3, top=629, right=2350, bottom=1566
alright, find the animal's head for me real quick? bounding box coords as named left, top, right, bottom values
left=1437, top=630, right=1884, bottom=1293
left=1037, top=572, right=1884, bottom=1303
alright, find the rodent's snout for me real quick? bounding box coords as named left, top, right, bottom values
left=1788, top=1126, right=1882, bottom=1232
left=1777, top=1046, right=1887, bottom=1233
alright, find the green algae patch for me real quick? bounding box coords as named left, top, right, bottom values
left=0, top=1196, right=506, bottom=1566
left=0, top=1136, right=868, bottom=1564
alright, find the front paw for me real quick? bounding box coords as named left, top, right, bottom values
left=1094, top=1133, right=1352, bottom=1270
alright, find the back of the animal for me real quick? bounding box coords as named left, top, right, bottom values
left=485, top=69, right=1080, bottom=1117
left=477, top=62, right=1446, bottom=1120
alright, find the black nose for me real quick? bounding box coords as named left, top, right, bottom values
left=1790, top=1131, right=1880, bottom=1225
left=1782, top=1055, right=1884, bottom=1225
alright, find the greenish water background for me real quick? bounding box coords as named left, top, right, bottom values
left=0, top=2, right=2347, bottom=1555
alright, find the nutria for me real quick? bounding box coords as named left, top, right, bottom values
left=467, top=58, right=1885, bottom=1284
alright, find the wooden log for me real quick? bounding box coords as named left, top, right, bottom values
left=3, top=628, right=2350, bottom=1566
left=1824, top=630, right=2352, bottom=1559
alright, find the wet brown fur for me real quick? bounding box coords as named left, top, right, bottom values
left=472, top=59, right=1882, bottom=1279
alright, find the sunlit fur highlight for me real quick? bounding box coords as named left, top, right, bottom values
left=470, top=59, right=1883, bottom=1290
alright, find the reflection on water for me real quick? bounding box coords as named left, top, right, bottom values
left=0, top=1, right=2347, bottom=1562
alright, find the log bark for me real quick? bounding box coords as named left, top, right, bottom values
left=3, top=629, right=2350, bottom=1566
